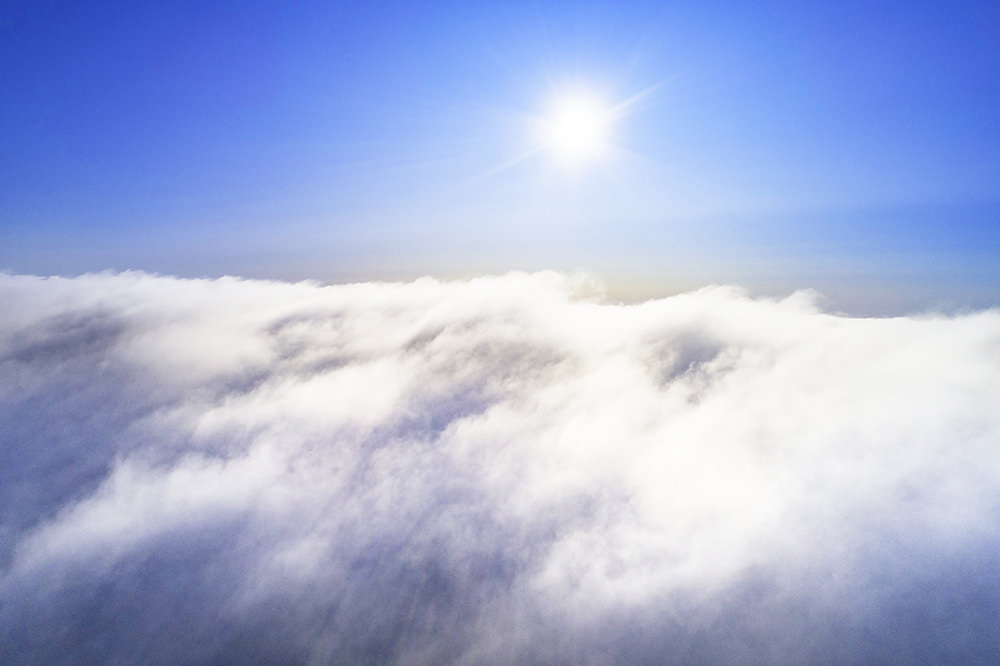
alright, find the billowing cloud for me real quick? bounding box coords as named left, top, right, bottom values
left=2, top=270, right=1000, bottom=665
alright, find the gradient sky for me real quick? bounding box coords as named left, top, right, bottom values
left=3, top=0, right=999, bottom=313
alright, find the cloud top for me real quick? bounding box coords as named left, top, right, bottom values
left=3, top=271, right=1000, bottom=665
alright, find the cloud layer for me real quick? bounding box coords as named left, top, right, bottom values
left=2, top=271, right=1000, bottom=665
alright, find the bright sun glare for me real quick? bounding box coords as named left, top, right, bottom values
left=538, top=92, right=614, bottom=167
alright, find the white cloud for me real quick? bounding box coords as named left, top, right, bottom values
left=2, top=271, right=1000, bottom=664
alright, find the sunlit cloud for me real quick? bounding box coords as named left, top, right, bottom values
left=2, top=271, right=1000, bottom=664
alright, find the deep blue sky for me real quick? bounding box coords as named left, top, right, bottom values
left=3, top=0, right=999, bottom=312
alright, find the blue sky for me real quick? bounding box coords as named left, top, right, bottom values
left=3, top=0, right=999, bottom=312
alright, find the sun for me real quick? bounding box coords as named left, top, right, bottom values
left=537, top=91, right=615, bottom=168
left=479, top=82, right=653, bottom=179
